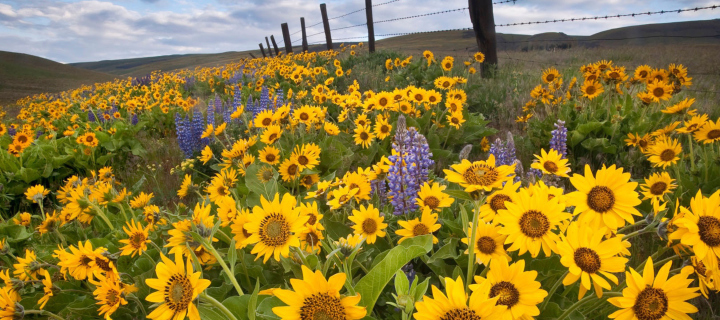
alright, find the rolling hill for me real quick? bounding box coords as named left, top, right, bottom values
left=0, top=51, right=116, bottom=106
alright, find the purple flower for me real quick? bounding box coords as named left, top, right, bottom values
left=388, top=121, right=434, bottom=216
left=550, top=119, right=568, bottom=158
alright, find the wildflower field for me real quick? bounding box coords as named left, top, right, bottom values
left=1, top=43, right=719, bottom=320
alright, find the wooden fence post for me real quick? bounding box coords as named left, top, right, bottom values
left=265, top=37, right=273, bottom=57
left=365, top=0, right=375, bottom=53
left=281, top=23, right=293, bottom=54
left=249, top=52, right=257, bottom=59
left=301, top=17, right=309, bottom=52
left=320, top=3, right=333, bottom=50
left=270, top=35, right=280, bottom=56
left=259, top=43, right=267, bottom=57
left=468, top=0, right=498, bottom=77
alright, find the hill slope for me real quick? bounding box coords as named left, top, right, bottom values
left=0, top=51, right=116, bottom=106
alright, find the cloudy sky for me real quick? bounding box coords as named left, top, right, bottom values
left=0, top=0, right=718, bottom=63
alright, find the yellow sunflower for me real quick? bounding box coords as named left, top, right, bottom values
left=567, top=165, right=642, bottom=231
left=647, top=80, right=673, bottom=102
left=324, top=122, right=340, bottom=136
left=495, top=187, right=570, bottom=258
left=694, top=118, right=720, bottom=144
left=461, top=220, right=509, bottom=265
left=608, top=257, right=699, bottom=320
left=353, top=125, right=375, bottom=149
left=261, top=125, right=283, bottom=144
left=558, top=222, right=628, bottom=299
left=443, top=155, right=516, bottom=193
left=279, top=158, right=301, bottom=182
left=90, top=276, right=128, bottom=319
left=326, top=186, right=358, bottom=210
left=670, top=189, right=720, bottom=263
left=145, top=253, right=211, bottom=320
left=272, top=265, right=366, bottom=320
left=373, top=117, right=392, bottom=140
left=446, top=110, right=465, bottom=129
left=259, top=146, right=281, bottom=165
left=230, top=208, right=252, bottom=249
left=639, top=172, right=676, bottom=202
left=647, top=137, right=682, bottom=169
left=662, top=97, right=695, bottom=114
left=298, top=224, right=324, bottom=253
left=348, top=204, right=387, bottom=244
left=676, top=114, right=708, bottom=134
left=244, top=193, right=307, bottom=262
left=473, top=52, right=485, bottom=63
left=119, top=220, right=151, bottom=257
left=441, top=56, right=454, bottom=71
left=479, top=181, right=520, bottom=223
left=542, top=67, right=560, bottom=84
left=634, top=65, right=652, bottom=81
left=415, top=182, right=454, bottom=212
left=396, top=208, right=441, bottom=244
left=25, top=185, right=49, bottom=203
left=291, top=143, right=321, bottom=171
left=37, top=270, right=53, bottom=309
left=415, top=276, right=503, bottom=320
left=469, top=258, right=547, bottom=320
left=531, top=148, right=570, bottom=177
left=580, top=80, right=603, bottom=100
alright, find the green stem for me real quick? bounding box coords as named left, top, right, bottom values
left=91, top=203, right=115, bottom=231
left=200, top=292, right=238, bottom=320
left=540, top=270, right=569, bottom=311
left=622, top=226, right=656, bottom=241
left=23, top=310, right=65, bottom=320
left=687, top=133, right=696, bottom=172
left=617, top=220, right=647, bottom=234
left=652, top=254, right=680, bottom=268
left=466, top=199, right=482, bottom=291
left=203, top=240, right=244, bottom=295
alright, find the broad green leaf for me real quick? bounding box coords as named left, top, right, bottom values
left=445, top=190, right=473, bottom=202
left=394, top=270, right=409, bottom=295
left=427, top=238, right=460, bottom=263
left=198, top=305, right=228, bottom=320
left=355, top=234, right=433, bottom=314
left=223, top=295, right=251, bottom=320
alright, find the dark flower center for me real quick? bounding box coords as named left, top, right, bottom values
left=489, top=281, right=520, bottom=308
left=519, top=210, right=550, bottom=238
left=574, top=247, right=601, bottom=273
left=587, top=186, right=615, bottom=213
left=633, top=286, right=668, bottom=320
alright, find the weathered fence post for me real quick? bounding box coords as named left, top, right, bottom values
left=265, top=37, right=273, bottom=57
left=320, top=3, right=333, bottom=50
left=270, top=35, right=280, bottom=56
left=281, top=23, right=293, bottom=54
left=468, top=0, right=498, bottom=77
left=365, top=0, right=375, bottom=53
left=249, top=52, right=257, bottom=59
left=259, top=43, right=267, bottom=57
left=300, top=17, right=309, bottom=52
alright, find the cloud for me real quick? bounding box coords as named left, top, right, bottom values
left=0, top=0, right=717, bottom=63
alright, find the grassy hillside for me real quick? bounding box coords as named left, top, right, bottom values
left=0, top=51, right=116, bottom=107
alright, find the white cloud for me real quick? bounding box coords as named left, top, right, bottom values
left=0, top=0, right=717, bottom=63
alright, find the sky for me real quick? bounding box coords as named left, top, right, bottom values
left=0, top=0, right=718, bottom=63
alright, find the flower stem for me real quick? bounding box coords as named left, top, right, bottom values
left=200, top=292, right=238, bottom=320
left=23, top=310, right=65, bottom=320
left=540, top=270, right=569, bottom=311
left=203, top=240, right=244, bottom=295
left=465, top=199, right=482, bottom=291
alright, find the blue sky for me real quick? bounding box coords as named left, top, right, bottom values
left=0, top=0, right=718, bottom=63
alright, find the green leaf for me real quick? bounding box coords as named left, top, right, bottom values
left=394, top=270, right=409, bottom=295
left=575, top=121, right=605, bottom=135
left=355, top=234, right=433, bottom=314
left=0, top=225, right=32, bottom=243
left=245, top=164, right=277, bottom=200
left=444, top=190, right=472, bottom=202
left=223, top=295, right=251, bottom=320
left=228, top=240, right=237, bottom=274
left=249, top=280, right=260, bottom=320
left=412, top=277, right=430, bottom=302
left=256, top=296, right=283, bottom=320
left=427, top=238, right=460, bottom=263
left=198, top=305, right=228, bottom=320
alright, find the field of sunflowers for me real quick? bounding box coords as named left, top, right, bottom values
left=0, top=43, right=719, bottom=320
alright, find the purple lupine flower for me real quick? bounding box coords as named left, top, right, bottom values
left=207, top=97, right=216, bottom=127
left=550, top=119, right=568, bottom=158
left=401, top=263, right=416, bottom=285
left=175, top=113, right=192, bottom=158
left=131, top=113, right=139, bottom=125
left=8, top=126, right=16, bottom=137
left=214, top=94, right=222, bottom=114
left=371, top=180, right=387, bottom=208
left=489, top=138, right=507, bottom=165
left=258, top=86, right=270, bottom=112
left=388, top=121, right=434, bottom=216
left=183, top=76, right=195, bottom=92
left=88, top=109, right=96, bottom=122
left=191, top=110, right=207, bottom=150
left=274, top=89, right=284, bottom=110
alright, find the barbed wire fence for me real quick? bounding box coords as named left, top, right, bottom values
left=259, top=1, right=718, bottom=89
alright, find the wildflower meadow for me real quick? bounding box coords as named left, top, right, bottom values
left=0, top=44, right=719, bottom=320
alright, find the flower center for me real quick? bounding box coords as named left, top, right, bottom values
left=265, top=154, right=276, bottom=162
left=414, top=94, right=423, bottom=101
left=268, top=133, right=278, bottom=142
left=81, top=255, right=93, bottom=267
left=707, top=129, right=720, bottom=140
left=476, top=236, right=496, bottom=254
left=259, top=213, right=291, bottom=247
left=379, top=97, right=388, bottom=106
left=489, top=194, right=511, bottom=212
left=413, top=223, right=430, bottom=236
left=633, top=286, right=668, bottom=320
left=440, top=308, right=482, bottom=320
left=639, top=140, right=648, bottom=148
left=462, top=165, right=499, bottom=187
left=698, top=216, right=720, bottom=247
left=300, top=113, right=309, bottom=121
left=543, top=161, right=559, bottom=173
left=423, top=196, right=440, bottom=210
left=574, top=247, right=601, bottom=273
left=106, top=289, right=120, bottom=306
left=652, top=88, right=665, bottom=98
left=546, top=74, right=555, bottom=82
left=307, top=214, right=318, bottom=226
left=298, top=155, right=309, bottom=165
left=305, top=232, right=320, bottom=247
left=131, top=232, right=146, bottom=248
left=362, top=218, right=378, bottom=234
left=585, top=85, right=596, bottom=95
left=338, top=195, right=350, bottom=204
left=360, top=132, right=369, bottom=140
left=442, top=81, right=450, bottom=88
left=639, top=71, right=648, bottom=78
left=587, top=186, right=615, bottom=213
left=86, top=136, right=94, bottom=143
left=519, top=210, right=550, bottom=238
left=262, top=118, right=272, bottom=126
left=695, top=260, right=707, bottom=276
left=166, top=274, right=193, bottom=312
left=451, top=117, right=459, bottom=124
left=381, top=125, right=389, bottom=133
left=659, top=149, right=675, bottom=162
left=300, top=293, right=345, bottom=320
left=489, top=281, right=520, bottom=308
left=649, top=182, right=667, bottom=196
left=95, top=257, right=112, bottom=272
left=288, top=164, right=298, bottom=175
